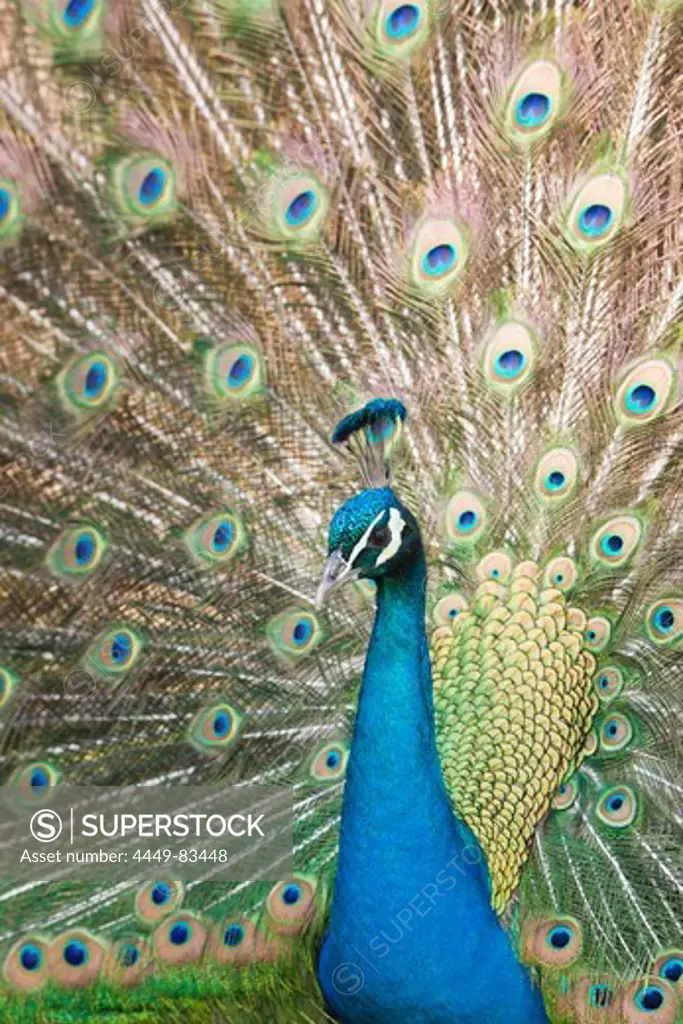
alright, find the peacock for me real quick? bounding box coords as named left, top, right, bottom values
left=0, top=0, right=682, bottom=1019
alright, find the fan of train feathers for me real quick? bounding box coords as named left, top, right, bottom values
left=0, top=0, right=682, bottom=1019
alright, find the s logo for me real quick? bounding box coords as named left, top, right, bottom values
left=30, top=809, right=63, bottom=843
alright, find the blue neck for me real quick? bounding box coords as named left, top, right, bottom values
left=318, top=551, right=548, bottom=1023
left=335, top=552, right=460, bottom=870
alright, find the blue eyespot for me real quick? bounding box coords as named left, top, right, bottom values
left=654, top=606, right=675, bottom=633
left=74, top=532, right=96, bottom=565
left=64, top=941, right=87, bottom=967
left=599, top=675, right=609, bottom=689
left=111, top=632, right=132, bottom=665
left=545, top=471, right=566, bottom=491
left=385, top=4, right=422, bottom=40
left=138, top=168, right=167, bottom=206
left=625, top=384, right=656, bottom=413
left=448, top=608, right=459, bottom=619
left=63, top=0, right=95, bottom=27
left=282, top=884, right=301, bottom=905
left=19, top=944, right=42, bottom=971
left=660, top=958, right=683, bottom=983
left=547, top=925, right=572, bottom=950
left=605, top=720, right=618, bottom=737
left=285, top=190, right=316, bottom=227
left=212, top=521, right=234, bottom=553
left=457, top=510, right=477, bottom=532
left=119, top=944, right=140, bottom=967
left=169, top=922, right=191, bottom=946
left=270, top=609, right=320, bottom=658
left=213, top=711, right=231, bottom=737
left=326, top=751, right=340, bottom=768
left=587, top=630, right=596, bottom=642
left=601, top=534, right=623, bottom=555
left=554, top=573, right=564, bottom=584
left=590, top=983, right=614, bottom=1008
left=555, top=780, right=579, bottom=810
left=495, top=349, right=525, bottom=379
left=228, top=354, right=253, bottom=388
left=0, top=188, right=11, bottom=221
left=63, top=353, right=118, bottom=413
left=223, top=924, right=244, bottom=947
left=515, top=92, right=551, bottom=128
left=491, top=568, right=500, bottom=579
left=421, top=243, right=456, bottom=277
left=578, top=204, right=613, bottom=238
left=635, top=985, right=665, bottom=1012
left=151, top=882, right=171, bottom=905
left=31, top=768, right=49, bottom=789
left=598, top=785, right=636, bottom=827
left=84, top=360, right=108, bottom=400
left=292, top=619, right=313, bottom=647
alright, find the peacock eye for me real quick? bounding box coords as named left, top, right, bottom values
left=369, top=525, right=390, bottom=548
left=656, top=955, right=683, bottom=984
left=114, top=155, right=176, bottom=222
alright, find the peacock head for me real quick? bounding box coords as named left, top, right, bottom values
left=316, top=487, right=421, bottom=607
left=316, top=398, right=420, bottom=607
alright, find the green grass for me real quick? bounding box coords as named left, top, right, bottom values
left=0, top=945, right=333, bottom=1023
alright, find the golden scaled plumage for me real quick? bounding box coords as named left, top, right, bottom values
left=432, top=559, right=598, bottom=912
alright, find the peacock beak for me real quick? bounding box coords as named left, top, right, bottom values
left=315, top=549, right=358, bottom=609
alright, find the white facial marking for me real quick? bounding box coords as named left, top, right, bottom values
left=375, top=507, right=406, bottom=566
left=346, top=506, right=407, bottom=573
left=347, top=510, right=386, bottom=569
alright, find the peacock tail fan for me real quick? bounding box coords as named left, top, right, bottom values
left=0, top=0, right=682, bottom=1020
